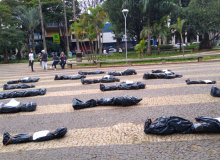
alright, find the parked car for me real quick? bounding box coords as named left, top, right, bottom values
left=108, top=48, right=116, bottom=53
left=174, top=43, right=186, bottom=48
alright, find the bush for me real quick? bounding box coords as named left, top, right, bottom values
left=185, top=43, right=199, bottom=49
left=127, top=47, right=134, bottom=51
left=158, top=44, right=173, bottom=49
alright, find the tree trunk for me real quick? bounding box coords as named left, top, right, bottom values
left=181, top=34, right=184, bottom=56
left=200, top=32, right=211, bottom=49
left=147, top=32, right=151, bottom=56
left=63, top=0, right=69, bottom=56
left=38, top=0, right=47, bottom=52
left=147, top=18, right=151, bottom=56
left=179, top=36, right=182, bottom=52
left=4, top=47, right=9, bottom=63
left=116, top=40, right=120, bottom=52
left=31, top=31, right=36, bottom=56
left=98, top=33, right=102, bottom=55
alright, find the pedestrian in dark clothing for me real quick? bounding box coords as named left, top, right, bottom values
left=29, top=49, right=34, bottom=72
left=50, top=55, right=59, bottom=70
left=41, top=50, right=48, bottom=71
left=59, top=52, right=67, bottom=69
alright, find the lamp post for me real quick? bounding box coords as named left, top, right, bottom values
left=122, top=9, right=129, bottom=60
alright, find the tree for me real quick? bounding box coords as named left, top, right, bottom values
left=134, top=39, right=146, bottom=57
left=123, top=0, right=179, bottom=55
left=13, top=6, right=41, bottom=54
left=170, top=18, right=186, bottom=55
left=152, top=15, right=170, bottom=46
left=0, top=27, right=25, bottom=63
left=182, top=0, right=220, bottom=49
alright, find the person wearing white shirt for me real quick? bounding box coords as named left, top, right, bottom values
left=29, top=50, right=34, bottom=72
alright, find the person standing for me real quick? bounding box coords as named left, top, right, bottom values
left=59, top=52, right=67, bottom=69
left=41, top=50, right=48, bottom=71
left=29, top=49, right=34, bottom=72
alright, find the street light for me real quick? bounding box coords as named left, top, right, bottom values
left=122, top=9, right=129, bottom=60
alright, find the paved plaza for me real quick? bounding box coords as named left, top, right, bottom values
left=1, top=61, right=220, bottom=159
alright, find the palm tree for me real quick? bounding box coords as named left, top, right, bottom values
left=140, top=26, right=151, bottom=56
left=13, top=6, right=41, bottom=54
left=170, top=18, right=187, bottom=55
left=134, top=39, right=147, bottom=57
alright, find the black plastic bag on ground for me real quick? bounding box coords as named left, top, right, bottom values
left=81, top=75, right=120, bottom=84
left=54, top=74, right=86, bottom=80
left=186, top=79, right=216, bottom=85
left=0, top=99, right=37, bottom=113
left=72, top=98, right=97, bottom=110
left=81, top=78, right=100, bottom=84
left=152, top=69, right=174, bottom=74
left=73, top=95, right=142, bottom=110
left=143, top=71, right=182, bottom=80
left=210, top=86, right=220, bottom=97
left=144, top=116, right=220, bottom=135
left=3, top=127, right=67, bottom=145
left=97, top=95, right=142, bottom=106
left=3, top=84, right=35, bottom=90
left=0, top=88, right=46, bottom=99
left=100, top=75, right=120, bottom=83
left=100, top=81, right=146, bottom=91
left=144, top=116, right=194, bottom=135
left=70, top=75, right=86, bottom=80
left=108, top=69, right=137, bottom=76
left=194, top=116, right=220, bottom=133
left=19, top=77, right=40, bottom=83
left=7, top=77, right=40, bottom=84
left=78, top=70, right=105, bottom=75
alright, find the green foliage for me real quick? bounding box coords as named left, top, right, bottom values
left=134, top=39, right=147, bottom=57
left=185, top=43, right=199, bottom=49
left=0, top=27, right=25, bottom=63
left=38, top=40, right=62, bottom=54
left=158, top=44, right=173, bottom=49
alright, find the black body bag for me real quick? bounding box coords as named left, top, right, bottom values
left=7, top=77, right=40, bottom=84
left=108, top=69, right=137, bottom=76
left=3, top=84, right=35, bottom=90
left=0, top=99, right=37, bottom=113
left=78, top=70, right=106, bottom=75
left=0, top=88, right=46, bottom=99
left=186, top=79, right=216, bottom=85
left=144, top=116, right=220, bottom=135
left=72, top=95, right=142, bottom=110
left=81, top=75, right=120, bottom=84
left=100, top=81, right=146, bottom=91
left=54, top=74, right=86, bottom=80
left=3, top=127, right=67, bottom=145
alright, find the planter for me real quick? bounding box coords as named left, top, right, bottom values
left=193, top=48, right=199, bottom=52
left=76, top=52, right=82, bottom=62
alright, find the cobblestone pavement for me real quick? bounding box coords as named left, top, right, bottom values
left=1, top=61, right=220, bottom=159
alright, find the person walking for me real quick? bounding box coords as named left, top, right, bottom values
left=29, top=49, right=34, bottom=72
left=59, top=52, right=67, bottom=69
left=41, top=50, right=48, bottom=71
left=50, top=55, right=59, bottom=70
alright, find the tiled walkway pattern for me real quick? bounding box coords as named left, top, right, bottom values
left=1, top=61, right=220, bottom=159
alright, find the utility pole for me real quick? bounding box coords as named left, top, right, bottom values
left=63, top=0, right=70, bottom=56
left=38, top=0, right=47, bottom=52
